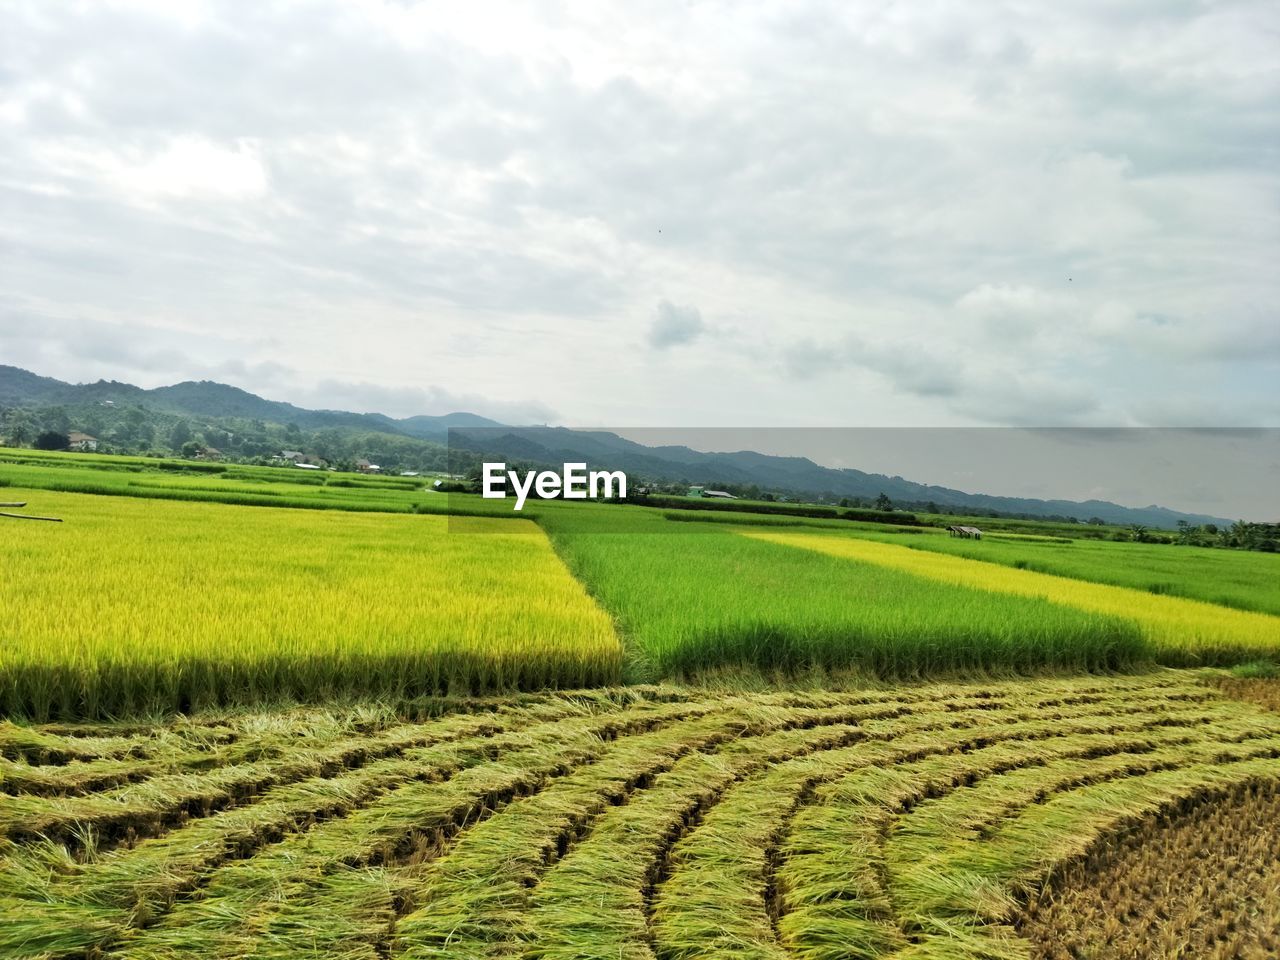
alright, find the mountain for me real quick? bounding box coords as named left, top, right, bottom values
left=0, top=365, right=1231, bottom=527
left=0, top=366, right=501, bottom=441
left=448, top=426, right=1232, bottom=528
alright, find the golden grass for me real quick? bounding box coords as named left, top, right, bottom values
left=0, top=488, right=620, bottom=718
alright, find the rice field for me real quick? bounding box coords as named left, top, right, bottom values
left=1020, top=779, right=1280, bottom=958
left=0, top=489, right=620, bottom=720
left=5, top=480, right=1278, bottom=719
left=837, top=526, right=1280, bottom=617
left=746, top=531, right=1280, bottom=668
left=4, top=458, right=1280, bottom=955
left=0, top=452, right=469, bottom=517
left=544, top=519, right=1145, bottom=681
left=0, top=673, right=1277, bottom=959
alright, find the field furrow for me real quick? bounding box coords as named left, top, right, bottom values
left=0, top=699, right=709, bottom=958
left=93, top=700, right=713, bottom=960
left=651, top=692, right=1264, bottom=958
left=771, top=708, right=1280, bottom=959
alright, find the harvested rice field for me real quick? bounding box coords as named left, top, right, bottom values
left=2, top=672, right=1278, bottom=960
left=1019, top=780, right=1280, bottom=960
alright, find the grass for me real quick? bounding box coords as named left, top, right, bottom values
left=747, top=530, right=1280, bottom=668
left=0, top=673, right=1277, bottom=959
left=0, top=488, right=620, bottom=719
left=542, top=514, right=1146, bottom=682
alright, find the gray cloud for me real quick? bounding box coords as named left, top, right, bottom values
left=648, top=300, right=706, bottom=350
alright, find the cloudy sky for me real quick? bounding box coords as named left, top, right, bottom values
left=2, top=0, right=1277, bottom=435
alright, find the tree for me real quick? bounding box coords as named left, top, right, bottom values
left=43, top=406, right=71, bottom=435
left=169, top=420, right=192, bottom=451
left=4, top=411, right=33, bottom=447
left=874, top=492, right=893, bottom=512
left=34, top=430, right=69, bottom=450
left=1128, top=523, right=1150, bottom=543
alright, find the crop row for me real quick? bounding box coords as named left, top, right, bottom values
left=1, top=673, right=1276, bottom=958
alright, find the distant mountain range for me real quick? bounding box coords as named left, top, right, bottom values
left=446, top=426, right=1232, bottom=528
left=0, top=364, right=500, bottom=442
left=0, top=365, right=1231, bottom=527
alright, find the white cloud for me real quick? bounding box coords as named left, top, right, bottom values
left=0, top=0, right=1276, bottom=428
left=116, top=137, right=268, bottom=200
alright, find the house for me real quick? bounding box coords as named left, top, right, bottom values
left=947, top=525, right=983, bottom=540
left=687, top=486, right=738, bottom=500
left=278, top=450, right=306, bottom=462
left=194, top=446, right=221, bottom=461
left=68, top=432, right=98, bottom=452
left=294, top=462, right=323, bottom=470
left=355, top=458, right=382, bottom=474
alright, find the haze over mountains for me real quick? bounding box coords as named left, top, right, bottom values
left=0, top=365, right=1233, bottom=527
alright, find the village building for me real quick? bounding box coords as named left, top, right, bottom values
left=947, top=525, right=983, bottom=539
left=68, top=432, right=98, bottom=452
left=689, top=486, right=737, bottom=499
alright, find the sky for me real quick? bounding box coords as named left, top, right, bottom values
left=1, top=1, right=1278, bottom=495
